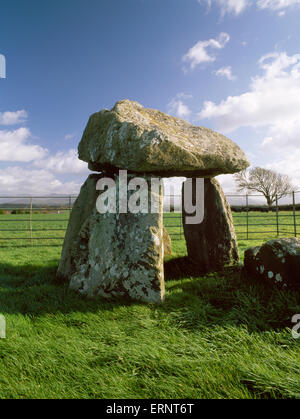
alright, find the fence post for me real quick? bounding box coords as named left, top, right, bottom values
left=29, top=197, right=33, bottom=245
left=293, top=191, right=297, bottom=237
left=69, top=196, right=72, bottom=214
left=246, top=194, right=249, bottom=240
left=276, top=194, right=279, bottom=237
left=179, top=215, right=182, bottom=240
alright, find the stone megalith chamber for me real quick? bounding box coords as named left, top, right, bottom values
left=57, top=99, right=249, bottom=303
left=182, top=177, right=239, bottom=273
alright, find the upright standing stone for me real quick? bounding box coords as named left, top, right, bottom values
left=182, top=178, right=239, bottom=272
left=57, top=173, right=165, bottom=303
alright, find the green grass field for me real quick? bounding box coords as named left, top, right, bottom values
left=0, top=212, right=299, bottom=399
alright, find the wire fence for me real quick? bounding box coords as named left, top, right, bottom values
left=226, top=190, right=300, bottom=241
left=0, top=196, right=75, bottom=246
left=0, top=191, right=300, bottom=246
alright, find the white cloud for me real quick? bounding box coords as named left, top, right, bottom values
left=199, top=0, right=250, bottom=16
left=65, top=133, right=76, bottom=140
left=198, top=51, right=300, bottom=188
left=0, top=110, right=28, bottom=125
left=34, top=149, right=89, bottom=175
left=167, top=93, right=192, bottom=120
left=213, top=66, right=236, bottom=80
left=0, top=127, right=48, bottom=162
left=257, top=0, right=300, bottom=12
left=266, top=152, right=300, bottom=190
left=0, top=166, right=82, bottom=195
left=183, top=32, right=230, bottom=70
left=198, top=52, right=300, bottom=137
left=216, top=174, right=237, bottom=193
left=200, top=0, right=300, bottom=16
left=0, top=110, right=88, bottom=195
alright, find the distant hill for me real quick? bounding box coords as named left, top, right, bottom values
left=0, top=194, right=77, bottom=208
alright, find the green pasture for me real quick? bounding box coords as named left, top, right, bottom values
left=0, top=211, right=299, bottom=399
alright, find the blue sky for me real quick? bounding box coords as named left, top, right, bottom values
left=1, top=0, right=300, bottom=196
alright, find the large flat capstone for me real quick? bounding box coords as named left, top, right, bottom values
left=57, top=174, right=165, bottom=303
left=78, top=100, right=250, bottom=177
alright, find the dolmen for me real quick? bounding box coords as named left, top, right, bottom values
left=57, top=100, right=249, bottom=303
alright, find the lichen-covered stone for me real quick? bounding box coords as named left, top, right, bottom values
left=78, top=100, right=250, bottom=177
left=57, top=173, right=165, bottom=303
left=244, top=238, right=300, bottom=289
left=182, top=177, right=239, bottom=272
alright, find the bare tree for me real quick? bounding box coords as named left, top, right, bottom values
left=234, top=167, right=294, bottom=209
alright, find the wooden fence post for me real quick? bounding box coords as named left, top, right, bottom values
left=179, top=214, right=182, bottom=240
left=276, top=195, right=279, bottom=237
left=246, top=194, right=249, bottom=240
left=29, top=197, right=33, bottom=245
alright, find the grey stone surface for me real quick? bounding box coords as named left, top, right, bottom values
left=78, top=99, right=250, bottom=177
left=57, top=173, right=165, bottom=303
left=182, top=177, right=239, bottom=272
left=244, top=238, right=300, bottom=289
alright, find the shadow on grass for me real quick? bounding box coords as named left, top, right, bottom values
left=164, top=256, right=227, bottom=280
left=164, top=260, right=300, bottom=333
left=0, top=261, right=121, bottom=316
left=0, top=258, right=299, bottom=333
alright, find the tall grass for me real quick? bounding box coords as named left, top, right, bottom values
left=0, top=213, right=299, bottom=399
